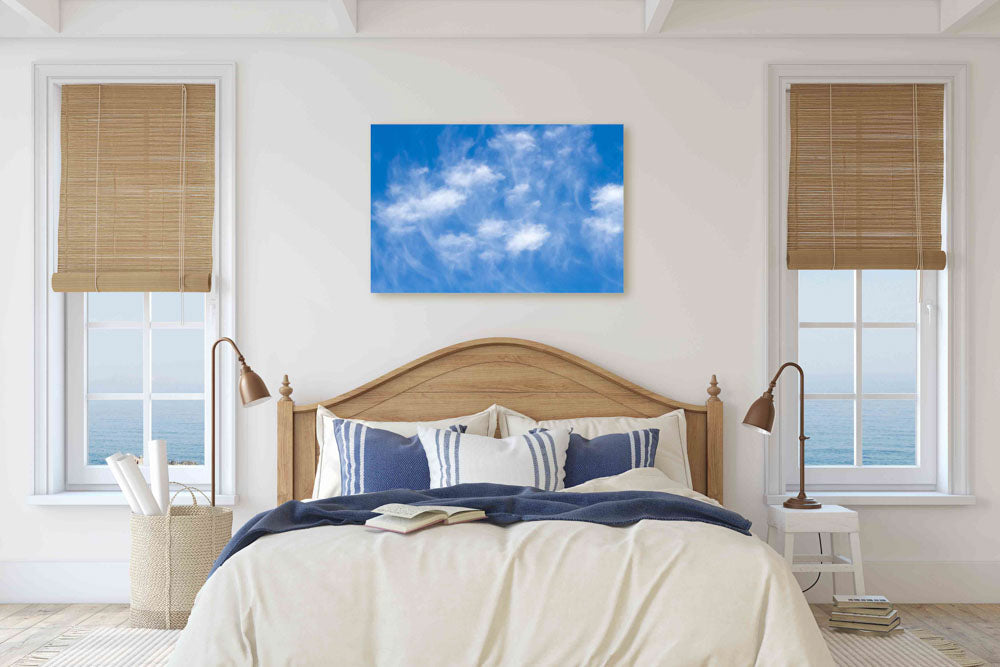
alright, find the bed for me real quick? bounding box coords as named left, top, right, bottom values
left=170, top=338, right=832, bottom=665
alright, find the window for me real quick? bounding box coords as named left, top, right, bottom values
left=65, top=292, right=210, bottom=487
left=766, top=64, right=969, bottom=500
left=791, top=269, right=936, bottom=487
left=32, top=64, right=235, bottom=501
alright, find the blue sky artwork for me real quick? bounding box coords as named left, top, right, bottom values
left=371, top=124, right=624, bottom=293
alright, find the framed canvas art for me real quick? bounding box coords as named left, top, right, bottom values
left=371, top=124, right=624, bottom=293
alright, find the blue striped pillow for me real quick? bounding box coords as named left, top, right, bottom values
left=333, top=419, right=465, bottom=496
left=419, top=427, right=570, bottom=491
left=556, top=428, right=660, bottom=487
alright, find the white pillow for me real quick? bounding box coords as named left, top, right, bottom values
left=418, top=427, right=571, bottom=491
left=497, top=406, right=692, bottom=489
left=313, top=405, right=497, bottom=498
left=562, top=468, right=719, bottom=507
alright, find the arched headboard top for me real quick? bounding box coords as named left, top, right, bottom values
left=277, top=338, right=723, bottom=504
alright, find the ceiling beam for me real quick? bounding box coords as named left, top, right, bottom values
left=644, top=0, right=675, bottom=33
left=1, top=0, right=59, bottom=31
left=939, top=0, right=1000, bottom=32
left=329, top=0, right=357, bottom=32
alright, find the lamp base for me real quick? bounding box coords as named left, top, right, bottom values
left=783, top=496, right=822, bottom=510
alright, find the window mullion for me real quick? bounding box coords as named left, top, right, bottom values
left=854, top=269, right=863, bottom=467
left=81, top=296, right=90, bottom=473
left=143, top=292, right=152, bottom=463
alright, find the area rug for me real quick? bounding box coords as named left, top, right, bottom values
left=14, top=627, right=181, bottom=666
left=822, top=625, right=986, bottom=667
left=16, top=624, right=987, bottom=666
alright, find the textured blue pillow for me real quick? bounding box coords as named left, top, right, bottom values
left=333, top=419, right=465, bottom=496
left=559, top=428, right=660, bottom=487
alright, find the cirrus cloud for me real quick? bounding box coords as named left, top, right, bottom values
left=505, top=224, right=551, bottom=253
left=375, top=187, right=467, bottom=230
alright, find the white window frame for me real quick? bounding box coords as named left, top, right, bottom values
left=764, top=63, right=970, bottom=504
left=788, top=270, right=935, bottom=487
left=32, top=62, right=237, bottom=503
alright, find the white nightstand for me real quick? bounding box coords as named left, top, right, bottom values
left=765, top=504, right=865, bottom=594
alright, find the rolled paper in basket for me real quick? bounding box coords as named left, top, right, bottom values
left=149, top=440, right=170, bottom=515
left=117, top=454, right=162, bottom=516
left=106, top=453, right=142, bottom=514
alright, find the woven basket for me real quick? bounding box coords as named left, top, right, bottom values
left=129, top=485, right=232, bottom=629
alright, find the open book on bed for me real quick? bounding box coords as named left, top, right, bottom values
left=365, top=503, right=486, bottom=534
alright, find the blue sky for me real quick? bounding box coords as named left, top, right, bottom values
left=371, top=124, right=624, bottom=293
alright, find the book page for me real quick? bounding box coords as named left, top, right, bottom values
left=413, top=505, right=480, bottom=517
left=373, top=503, right=480, bottom=518
left=372, top=503, right=443, bottom=519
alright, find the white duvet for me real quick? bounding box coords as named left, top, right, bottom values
left=171, top=469, right=832, bottom=666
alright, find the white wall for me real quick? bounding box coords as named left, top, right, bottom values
left=1, top=36, right=998, bottom=603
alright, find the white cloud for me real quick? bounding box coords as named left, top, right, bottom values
left=477, top=218, right=508, bottom=239
left=590, top=184, right=624, bottom=211
left=584, top=216, right=623, bottom=235
left=584, top=183, right=624, bottom=238
left=434, top=233, right=478, bottom=263
left=543, top=126, right=568, bottom=140
left=444, top=161, right=504, bottom=189
left=505, top=224, right=550, bottom=253
left=506, top=183, right=530, bottom=200
left=489, top=130, right=537, bottom=152
left=377, top=188, right=466, bottom=228
left=479, top=249, right=503, bottom=263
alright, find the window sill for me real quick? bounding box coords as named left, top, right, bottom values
left=26, top=492, right=238, bottom=507
left=766, top=492, right=975, bottom=507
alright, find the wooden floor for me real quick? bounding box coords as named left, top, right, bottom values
left=812, top=603, right=1000, bottom=665
left=0, top=603, right=997, bottom=665
left=0, top=603, right=129, bottom=667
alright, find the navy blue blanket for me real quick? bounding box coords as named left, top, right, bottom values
left=211, top=483, right=751, bottom=576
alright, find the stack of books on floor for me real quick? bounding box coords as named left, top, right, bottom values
left=829, top=595, right=901, bottom=634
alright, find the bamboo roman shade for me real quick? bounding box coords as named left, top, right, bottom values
left=52, top=84, right=216, bottom=292
left=786, top=83, right=946, bottom=270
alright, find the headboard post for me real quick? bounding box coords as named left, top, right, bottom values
left=277, top=374, right=295, bottom=504
left=706, top=375, right=723, bottom=504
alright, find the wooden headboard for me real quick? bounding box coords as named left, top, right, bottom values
left=277, top=338, right=723, bottom=505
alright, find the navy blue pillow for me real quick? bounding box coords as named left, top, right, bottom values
left=333, top=420, right=465, bottom=495
left=556, top=428, right=660, bottom=487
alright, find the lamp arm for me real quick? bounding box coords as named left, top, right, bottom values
left=210, top=337, right=243, bottom=508
left=768, top=361, right=804, bottom=390
left=769, top=361, right=811, bottom=502
left=212, top=336, right=245, bottom=364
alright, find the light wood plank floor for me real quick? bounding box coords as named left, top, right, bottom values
left=0, top=603, right=997, bottom=665
left=0, top=604, right=129, bottom=667
left=812, top=603, right=1000, bottom=665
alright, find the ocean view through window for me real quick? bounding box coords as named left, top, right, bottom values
left=85, top=292, right=207, bottom=467
left=798, top=270, right=920, bottom=467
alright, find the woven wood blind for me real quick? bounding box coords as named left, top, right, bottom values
left=52, top=84, right=216, bottom=292
left=787, top=83, right=946, bottom=270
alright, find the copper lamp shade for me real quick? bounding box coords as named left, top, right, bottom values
left=742, top=392, right=776, bottom=435
left=212, top=337, right=271, bottom=506
left=744, top=362, right=821, bottom=510
left=238, top=363, right=271, bottom=407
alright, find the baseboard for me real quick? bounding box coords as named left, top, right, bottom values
left=803, top=560, right=1000, bottom=603
left=0, top=561, right=129, bottom=603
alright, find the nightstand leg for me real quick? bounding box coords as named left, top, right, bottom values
left=765, top=525, right=772, bottom=547
left=829, top=534, right=837, bottom=596
left=783, top=533, right=795, bottom=566
left=849, top=532, right=866, bottom=594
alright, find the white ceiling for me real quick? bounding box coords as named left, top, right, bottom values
left=2, top=0, right=1000, bottom=38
